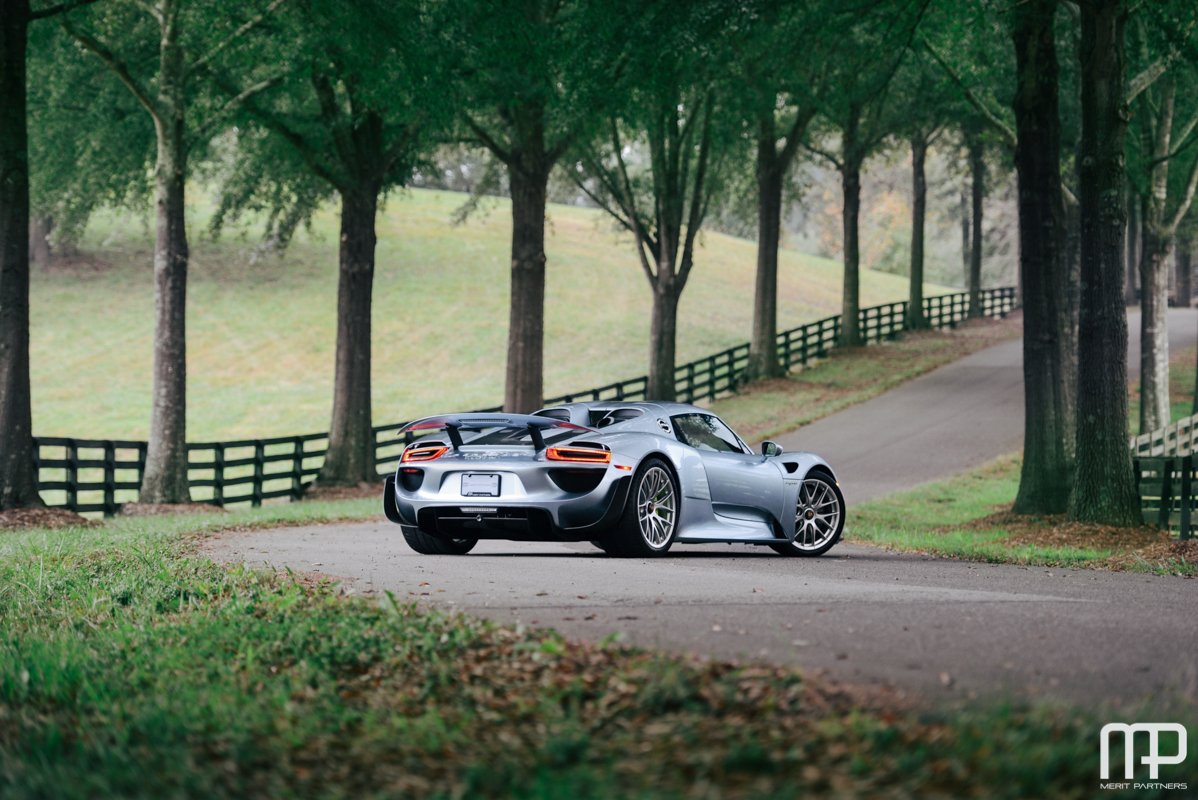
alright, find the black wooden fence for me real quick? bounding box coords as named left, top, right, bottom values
left=35, top=286, right=1018, bottom=515
left=1134, top=456, right=1197, bottom=540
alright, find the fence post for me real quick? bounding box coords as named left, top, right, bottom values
left=103, top=441, right=116, bottom=517
left=1159, top=457, right=1174, bottom=529
left=136, top=443, right=147, bottom=503
left=32, top=438, right=41, bottom=500
left=65, top=440, right=78, bottom=513
left=1181, top=454, right=1193, bottom=540
left=291, top=438, right=304, bottom=500
left=214, top=444, right=225, bottom=507
left=252, top=441, right=265, bottom=507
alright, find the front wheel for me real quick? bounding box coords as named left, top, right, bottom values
left=401, top=524, right=478, bottom=555
left=769, top=471, right=844, bottom=557
left=602, top=458, right=680, bottom=557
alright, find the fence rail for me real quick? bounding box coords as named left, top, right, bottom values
left=36, top=286, right=1018, bottom=515
left=1130, top=412, right=1198, bottom=457
left=1134, top=456, right=1196, bottom=539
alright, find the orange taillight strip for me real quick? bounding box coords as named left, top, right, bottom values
left=401, top=445, right=449, bottom=463
left=546, top=446, right=612, bottom=464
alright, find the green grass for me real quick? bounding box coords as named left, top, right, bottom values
left=850, top=455, right=1197, bottom=575
left=32, top=189, right=950, bottom=440
left=2, top=507, right=1191, bottom=798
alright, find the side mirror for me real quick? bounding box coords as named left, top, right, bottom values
left=761, top=441, right=783, bottom=457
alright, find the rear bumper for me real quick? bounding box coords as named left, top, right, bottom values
left=387, top=471, right=631, bottom=541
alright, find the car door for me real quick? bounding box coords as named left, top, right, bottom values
left=670, top=413, right=779, bottom=522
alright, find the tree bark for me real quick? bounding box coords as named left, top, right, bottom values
left=318, top=187, right=379, bottom=485
left=137, top=10, right=192, bottom=504
left=1137, top=76, right=1185, bottom=432
left=504, top=166, right=548, bottom=413
left=139, top=103, right=191, bottom=503
left=960, top=189, right=970, bottom=287
left=748, top=122, right=785, bottom=379
left=840, top=104, right=863, bottom=347
left=1138, top=229, right=1172, bottom=432
left=0, top=0, right=41, bottom=510
left=1010, top=0, right=1073, bottom=515
left=647, top=278, right=679, bottom=401
left=908, top=135, right=928, bottom=330
left=28, top=214, right=50, bottom=265
left=1069, top=0, right=1140, bottom=526
left=1179, top=244, right=1194, bottom=309
left=1125, top=187, right=1140, bottom=303
left=968, top=135, right=985, bottom=318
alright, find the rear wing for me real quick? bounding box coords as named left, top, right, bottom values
left=399, top=413, right=592, bottom=451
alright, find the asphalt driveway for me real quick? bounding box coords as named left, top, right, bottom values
left=205, top=307, right=1198, bottom=705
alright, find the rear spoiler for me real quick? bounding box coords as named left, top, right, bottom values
left=399, top=413, right=592, bottom=451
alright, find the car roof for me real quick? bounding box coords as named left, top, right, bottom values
left=540, top=400, right=711, bottom=416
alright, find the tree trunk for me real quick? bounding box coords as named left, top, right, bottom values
left=1010, top=0, right=1073, bottom=515
left=647, top=278, right=679, bottom=401
left=1137, top=75, right=1177, bottom=435
left=1069, top=0, right=1139, bottom=526
left=318, top=187, right=379, bottom=485
left=138, top=14, right=191, bottom=504
left=1179, top=246, right=1194, bottom=309
left=28, top=214, right=50, bottom=265
left=1138, top=229, right=1172, bottom=432
left=960, top=189, right=970, bottom=287
left=968, top=136, right=985, bottom=318
left=138, top=103, right=191, bottom=503
left=1125, top=188, right=1140, bottom=303
left=747, top=125, right=784, bottom=379
left=840, top=112, right=863, bottom=347
left=504, top=167, right=547, bottom=413
left=0, top=0, right=41, bottom=510
left=908, top=135, right=928, bottom=330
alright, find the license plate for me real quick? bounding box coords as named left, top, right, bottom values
left=462, top=473, right=500, bottom=497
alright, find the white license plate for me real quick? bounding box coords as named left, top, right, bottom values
left=462, top=473, right=500, bottom=497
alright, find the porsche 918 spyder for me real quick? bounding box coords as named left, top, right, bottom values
left=382, top=402, right=844, bottom=557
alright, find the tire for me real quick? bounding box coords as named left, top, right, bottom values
left=401, top=524, right=478, bottom=555
left=769, top=470, right=844, bottom=557
left=602, top=457, right=680, bottom=557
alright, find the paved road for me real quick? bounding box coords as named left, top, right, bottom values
left=207, top=308, right=1198, bottom=706
left=785, top=307, right=1198, bottom=503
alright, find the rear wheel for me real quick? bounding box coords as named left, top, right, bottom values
left=401, top=524, right=478, bottom=555
left=769, top=471, right=844, bottom=557
left=602, top=458, right=679, bottom=557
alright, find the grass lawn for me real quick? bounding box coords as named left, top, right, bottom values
left=2, top=505, right=1190, bottom=798
left=31, top=189, right=951, bottom=441
left=850, top=455, right=1197, bottom=576
left=712, top=314, right=1021, bottom=444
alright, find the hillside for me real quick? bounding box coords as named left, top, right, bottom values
left=31, top=189, right=950, bottom=439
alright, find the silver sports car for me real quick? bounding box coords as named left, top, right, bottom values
left=382, top=402, right=844, bottom=557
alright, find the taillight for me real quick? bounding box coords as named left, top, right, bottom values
left=402, top=445, right=449, bottom=463
left=546, top=446, right=612, bottom=464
